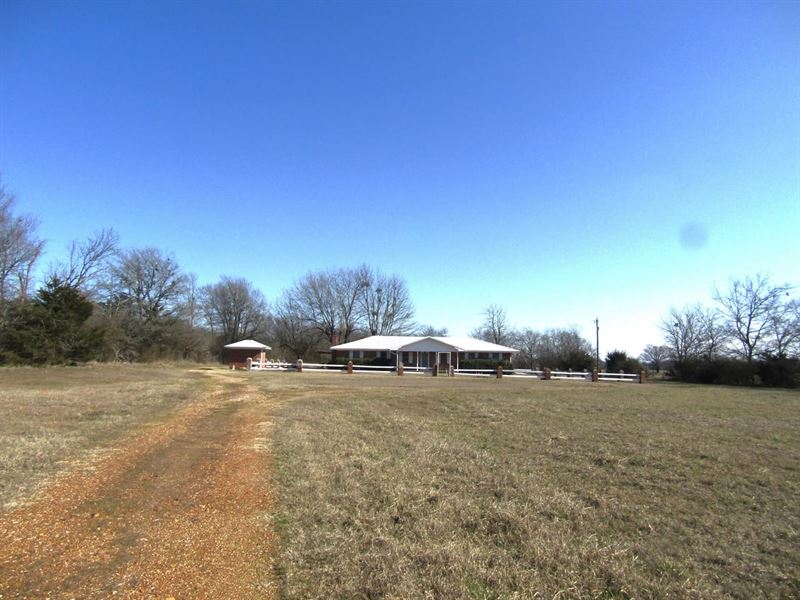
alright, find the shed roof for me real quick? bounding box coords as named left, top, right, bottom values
left=223, top=339, right=271, bottom=350
left=330, top=335, right=518, bottom=353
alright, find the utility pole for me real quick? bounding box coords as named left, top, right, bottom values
left=594, top=318, right=600, bottom=372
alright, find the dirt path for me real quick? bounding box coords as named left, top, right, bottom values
left=0, top=374, right=276, bottom=599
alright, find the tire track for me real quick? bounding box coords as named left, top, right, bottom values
left=0, top=375, right=276, bottom=599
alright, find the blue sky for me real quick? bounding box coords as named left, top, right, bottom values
left=1, top=0, right=798, bottom=355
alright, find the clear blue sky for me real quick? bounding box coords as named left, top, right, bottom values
left=1, top=0, right=798, bottom=355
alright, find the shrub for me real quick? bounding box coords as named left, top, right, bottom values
left=604, top=350, right=643, bottom=374
left=330, top=356, right=395, bottom=367
left=757, top=356, right=800, bottom=388
left=670, top=359, right=756, bottom=386
left=458, top=359, right=513, bottom=370
left=0, top=279, right=102, bottom=365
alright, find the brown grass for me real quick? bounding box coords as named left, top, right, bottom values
left=264, top=375, right=800, bottom=599
left=2, top=367, right=798, bottom=598
left=0, top=363, right=211, bottom=507
left=0, top=372, right=277, bottom=599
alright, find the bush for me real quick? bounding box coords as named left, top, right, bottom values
left=538, top=350, right=594, bottom=371
left=670, top=359, right=756, bottom=386
left=604, top=350, right=643, bottom=374
left=0, top=279, right=103, bottom=365
left=458, top=359, right=513, bottom=370
left=330, top=356, right=395, bottom=367
left=757, top=356, right=800, bottom=388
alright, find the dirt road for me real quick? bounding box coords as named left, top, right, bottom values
left=0, top=374, right=276, bottom=599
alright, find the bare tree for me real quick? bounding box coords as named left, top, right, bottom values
left=50, top=228, right=118, bottom=297
left=0, top=186, right=45, bottom=305
left=766, top=297, right=800, bottom=358
left=536, top=327, right=593, bottom=370
left=273, top=291, right=323, bottom=359
left=512, top=327, right=542, bottom=369
left=179, top=272, right=201, bottom=327
left=109, top=247, right=188, bottom=321
left=713, top=274, right=793, bottom=362
left=416, top=324, right=449, bottom=336
left=335, top=266, right=369, bottom=343
left=660, top=305, right=706, bottom=364
left=358, top=267, right=415, bottom=335
left=288, top=269, right=343, bottom=344
left=639, top=344, right=670, bottom=373
left=698, top=307, right=728, bottom=360
left=471, top=304, right=510, bottom=345
left=289, top=266, right=410, bottom=344
left=201, top=276, right=271, bottom=345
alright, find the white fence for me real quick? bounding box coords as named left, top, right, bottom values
left=246, top=360, right=643, bottom=382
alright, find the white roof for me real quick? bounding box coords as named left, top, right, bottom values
left=223, top=339, right=271, bottom=350
left=330, top=335, right=518, bottom=353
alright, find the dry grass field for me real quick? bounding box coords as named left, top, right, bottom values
left=0, top=365, right=275, bottom=598
left=0, top=364, right=210, bottom=507
left=262, top=375, right=800, bottom=599
left=1, top=366, right=798, bottom=598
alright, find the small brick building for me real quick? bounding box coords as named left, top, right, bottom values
left=223, top=339, right=271, bottom=369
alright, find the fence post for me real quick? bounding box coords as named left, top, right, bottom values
left=346, top=360, right=353, bottom=374
left=496, top=365, right=503, bottom=379
left=397, top=363, right=404, bottom=376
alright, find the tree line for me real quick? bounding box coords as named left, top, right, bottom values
left=468, top=303, right=643, bottom=372
left=0, top=183, right=426, bottom=364
left=2, top=181, right=797, bottom=385
left=640, top=274, right=799, bottom=386
left=0, top=184, right=614, bottom=370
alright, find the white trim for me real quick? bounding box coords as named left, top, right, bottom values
left=224, top=339, right=271, bottom=350
left=331, top=335, right=518, bottom=354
